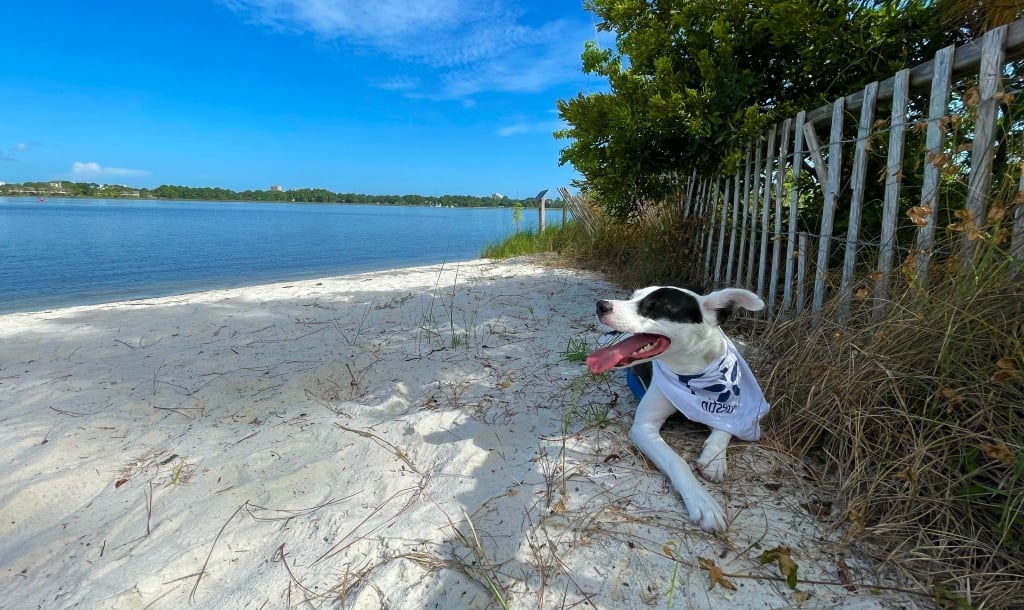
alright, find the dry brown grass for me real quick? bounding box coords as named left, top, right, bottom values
left=757, top=249, right=1024, bottom=608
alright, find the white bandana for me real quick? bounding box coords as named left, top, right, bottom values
left=651, top=335, right=770, bottom=441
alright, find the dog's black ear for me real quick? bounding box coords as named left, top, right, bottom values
left=701, top=289, right=765, bottom=325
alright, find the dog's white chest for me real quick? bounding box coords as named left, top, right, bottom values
left=651, top=340, right=770, bottom=441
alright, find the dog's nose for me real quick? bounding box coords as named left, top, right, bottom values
left=596, top=300, right=612, bottom=317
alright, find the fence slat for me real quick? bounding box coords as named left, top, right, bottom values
left=800, top=21, right=1024, bottom=129
left=961, top=26, right=1007, bottom=270
left=802, top=122, right=829, bottom=189
left=745, top=138, right=764, bottom=287
left=782, top=111, right=805, bottom=313
left=726, top=171, right=741, bottom=283
left=838, top=81, right=880, bottom=322
left=915, top=44, right=955, bottom=287
left=872, top=69, right=910, bottom=321
left=757, top=128, right=777, bottom=296
left=714, top=180, right=730, bottom=283
left=768, top=119, right=792, bottom=312
left=737, top=144, right=754, bottom=286
left=797, top=232, right=809, bottom=315
left=1013, top=162, right=1024, bottom=279
left=704, top=178, right=721, bottom=278
left=812, top=98, right=846, bottom=320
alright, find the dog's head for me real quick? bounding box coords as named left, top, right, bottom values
left=586, top=286, right=764, bottom=374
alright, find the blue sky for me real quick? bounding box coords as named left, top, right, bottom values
left=1, top=1, right=608, bottom=198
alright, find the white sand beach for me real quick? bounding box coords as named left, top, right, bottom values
left=0, top=257, right=925, bottom=609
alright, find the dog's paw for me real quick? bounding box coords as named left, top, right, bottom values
left=682, top=487, right=727, bottom=533
left=697, top=451, right=728, bottom=482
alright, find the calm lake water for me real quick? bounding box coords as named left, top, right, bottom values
left=0, top=197, right=567, bottom=313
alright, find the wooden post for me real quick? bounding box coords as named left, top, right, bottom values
left=745, top=138, right=764, bottom=287
left=714, top=179, right=730, bottom=284
left=535, top=189, right=549, bottom=233
left=737, top=145, right=754, bottom=285
left=769, top=118, right=792, bottom=313
left=961, top=26, right=1007, bottom=271
left=757, top=128, right=777, bottom=296
left=915, top=45, right=955, bottom=288
left=838, top=80, right=879, bottom=323
left=782, top=111, right=805, bottom=313
left=725, top=171, right=741, bottom=283
left=812, top=97, right=846, bottom=322
left=872, top=69, right=910, bottom=322
left=1013, top=162, right=1024, bottom=279
left=704, top=178, right=722, bottom=279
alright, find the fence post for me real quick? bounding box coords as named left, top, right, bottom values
left=796, top=232, right=809, bottom=314
left=1013, top=164, right=1024, bottom=278
left=914, top=45, right=955, bottom=288
left=768, top=118, right=792, bottom=313
left=737, top=145, right=754, bottom=285
left=757, top=128, right=777, bottom=297
left=704, top=178, right=721, bottom=279
left=838, top=81, right=879, bottom=322
left=812, top=97, right=846, bottom=322
left=782, top=111, right=805, bottom=313
left=726, top=171, right=741, bottom=283
left=961, top=26, right=1007, bottom=271
left=872, top=69, right=910, bottom=321
left=745, top=139, right=764, bottom=287
left=715, top=179, right=730, bottom=284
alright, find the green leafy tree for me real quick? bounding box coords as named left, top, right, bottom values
left=556, top=0, right=985, bottom=220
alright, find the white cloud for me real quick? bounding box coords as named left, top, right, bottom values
left=72, top=161, right=148, bottom=177
left=220, top=0, right=591, bottom=100
left=496, top=118, right=565, bottom=137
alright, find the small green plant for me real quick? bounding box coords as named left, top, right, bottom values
left=167, top=459, right=194, bottom=486
left=512, top=201, right=523, bottom=232
left=559, top=336, right=590, bottom=363
left=664, top=540, right=681, bottom=609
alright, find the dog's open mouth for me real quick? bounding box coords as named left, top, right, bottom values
left=586, top=333, right=671, bottom=373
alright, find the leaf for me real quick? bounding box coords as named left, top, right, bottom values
left=906, top=205, right=931, bottom=226
left=698, top=557, right=736, bottom=591
left=987, top=206, right=1006, bottom=224
left=760, top=546, right=799, bottom=589
left=938, top=387, right=963, bottom=412
left=981, top=441, right=1015, bottom=467
left=837, top=558, right=857, bottom=592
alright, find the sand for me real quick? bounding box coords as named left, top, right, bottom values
left=0, top=257, right=927, bottom=609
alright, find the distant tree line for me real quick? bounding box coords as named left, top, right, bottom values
left=0, top=181, right=563, bottom=208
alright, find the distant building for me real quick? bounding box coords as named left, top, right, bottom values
left=270, top=185, right=283, bottom=192
left=491, top=192, right=506, bottom=200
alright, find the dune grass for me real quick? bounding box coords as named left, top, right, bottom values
left=760, top=245, right=1023, bottom=607
left=480, top=224, right=570, bottom=259
left=486, top=202, right=1023, bottom=607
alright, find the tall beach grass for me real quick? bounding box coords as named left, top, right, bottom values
left=485, top=206, right=1023, bottom=607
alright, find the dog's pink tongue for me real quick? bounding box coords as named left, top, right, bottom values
left=586, top=334, right=655, bottom=373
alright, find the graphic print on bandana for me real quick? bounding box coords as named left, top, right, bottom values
left=687, top=362, right=741, bottom=405
left=649, top=336, right=770, bottom=441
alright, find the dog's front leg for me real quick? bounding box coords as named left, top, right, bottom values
left=696, top=429, right=732, bottom=482
left=629, top=385, right=727, bottom=532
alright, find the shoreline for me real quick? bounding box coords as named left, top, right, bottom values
left=0, top=258, right=925, bottom=608
left=0, top=256, right=492, bottom=317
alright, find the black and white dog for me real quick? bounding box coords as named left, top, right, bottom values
left=587, top=286, right=770, bottom=532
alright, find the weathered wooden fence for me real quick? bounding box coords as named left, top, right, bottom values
left=684, top=20, right=1024, bottom=322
